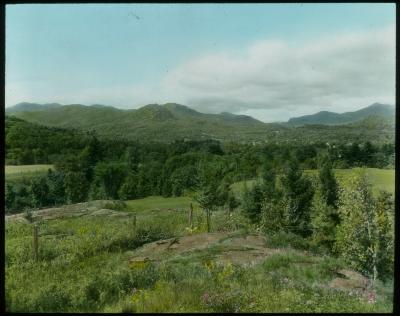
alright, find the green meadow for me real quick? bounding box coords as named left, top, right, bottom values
left=5, top=190, right=394, bottom=313
left=232, top=168, right=395, bottom=197
left=5, top=165, right=54, bottom=182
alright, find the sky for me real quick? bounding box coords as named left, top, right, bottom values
left=5, top=3, right=396, bottom=122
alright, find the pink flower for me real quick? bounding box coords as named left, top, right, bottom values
left=201, top=292, right=212, bottom=304
left=367, top=291, right=376, bottom=304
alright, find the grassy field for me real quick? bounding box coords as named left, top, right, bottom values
left=125, top=196, right=197, bottom=214
left=232, top=168, right=395, bottom=197
left=5, top=195, right=393, bottom=313
left=306, top=168, right=395, bottom=195
left=5, top=165, right=53, bottom=182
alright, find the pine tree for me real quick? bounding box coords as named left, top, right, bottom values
left=5, top=183, right=16, bottom=212
left=311, top=155, right=340, bottom=252
left=259, top=160, right=283, bottom=233
left=310, top=188, right=337, bottom=253
left=226, top=190, right=240, bottom=216
left=281, top=159, right=314, bottom=237
left=319, top=156, right=339, bottom=210
left=30, top=176, right=49, bottom=208
left=64, top=171, right=89, bottom=203
left=242, top=183, right=264, bottom=223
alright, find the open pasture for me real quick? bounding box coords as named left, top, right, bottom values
left=5, top=164, right=53, bottom=182
left=232, top=168, right=394, bottom=197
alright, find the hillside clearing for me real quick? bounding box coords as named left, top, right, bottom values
left=5, top=164, right=54, bottom=182
left=5, top=198, right=392, bottom=313
left=232, top=168, right=394, bottom=196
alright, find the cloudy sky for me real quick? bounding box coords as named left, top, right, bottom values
left=6, top=4, right=395, bottom=122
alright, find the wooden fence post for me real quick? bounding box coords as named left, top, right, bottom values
left=33, top=224, right=39, bottom=261
left=206, top=210, right=211, bottom=233
left=189, top=203, right=193, bottom=228
left=133, top=213, right=137, bottom=232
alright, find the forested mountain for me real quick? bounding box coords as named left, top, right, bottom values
left=6, top=102, right=63, bottom=114
left=287, top=103, right=395, bottom=126
left=6, top=102, right=395, bottom=143
left=6, top=102, right=280, bottom=142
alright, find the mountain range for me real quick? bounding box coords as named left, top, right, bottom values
left=5, top=102, right=395, bottom=143
left=287, top=103, right=395, bottom=126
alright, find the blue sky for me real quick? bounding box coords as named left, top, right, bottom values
left=6, top=3, right=396, bottom=122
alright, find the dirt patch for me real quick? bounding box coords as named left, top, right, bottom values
left=215, top=248, right=282, bottom=266
left=5, top=200, right=131, bottom=222
left=328, top=269, right=369, bottom=293
left=133, top=232, right=226, bottom=259
left=130, top=232, right=285, bottom=266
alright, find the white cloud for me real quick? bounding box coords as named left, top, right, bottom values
left=158, top=25, right=395, bottom=121
left=6, top=25, right=395, bottom=122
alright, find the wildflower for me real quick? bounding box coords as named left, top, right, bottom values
left=201, top=292, right=212, bottom=304
left=367, top=291, right=376, bottom=304
left=281, top=277, right=289, bottom=284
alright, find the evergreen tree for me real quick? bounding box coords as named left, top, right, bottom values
left=125, top=145, right=140, bottom=172
left=281, top=159, right=314, bottom=237
left=362, top=141, right=377, bottom=167
left=310, top=188, right=337, bottom=253
left=64, top=171, right=89, bottom=203
left=226, top=190, right=240, bottom=216
left=259, top=160, right=284, bottom=233
left=118, top=173, right=139, bottom=200
left=242, top=183, right=264, bottom=223
left=319, top=156, right=339, bottom=210
left=46, top=169, right=66, bottom=206
left=260, top=160, right=276, bottom=199
left=93, top=162, right=127, bottom=200
left=5, top=183, right=16, bottom=212
left=30, top=176, right=49, bottom=208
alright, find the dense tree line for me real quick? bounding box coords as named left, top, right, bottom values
left=6, top=116, right=395, bottom=169
left=5, top=117, right=395, bottom=214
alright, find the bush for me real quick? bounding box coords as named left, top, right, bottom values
left=265, top=231, right=311, bottom=251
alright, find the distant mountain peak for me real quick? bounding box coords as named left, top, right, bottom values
left=288, top=103, right=395, bottom=126
left=6, top=102, right=62, bottom=113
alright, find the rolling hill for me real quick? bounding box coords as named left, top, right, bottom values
left=6, top=102, right=278, bottom=142
left=287, top=103, right=395, bottom=126
left=6, top=102, right=395, bottom=143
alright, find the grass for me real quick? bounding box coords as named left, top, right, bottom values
left=304, top=168, right=395, bottom=196
left=125, top=196, right=197, bottom=214
left=230, top=179, right=257, bottom=197
left=5, top=170, right=394, bottom=313
left=231, top=168, right=394, bottom=197
left=5, top=164, right=53, bottom=182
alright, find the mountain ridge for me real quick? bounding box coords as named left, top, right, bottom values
left=6, top=102, right=394, bottom=143
left=287, top=103, right=395, bottom=126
